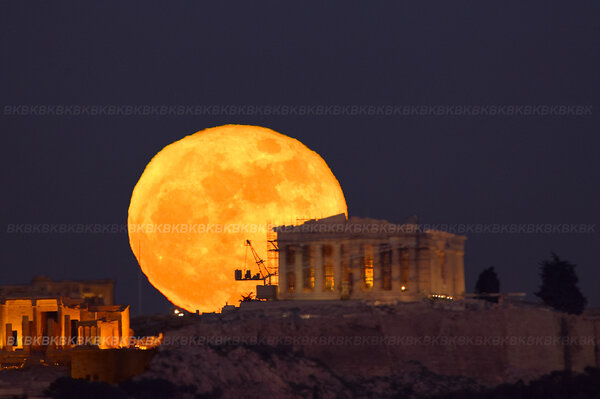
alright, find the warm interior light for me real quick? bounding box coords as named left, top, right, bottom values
left=128, top=125, right=348, bottom=312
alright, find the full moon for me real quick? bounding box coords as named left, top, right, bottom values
left=128, top=125, right=347, bottom=312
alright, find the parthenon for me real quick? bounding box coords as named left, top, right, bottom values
left=275, top=214, right=466, bottom=302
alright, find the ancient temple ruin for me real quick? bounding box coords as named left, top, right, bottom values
left=0, top=277, right=130, bottom=351
left=275, top=214, right=466, bottom=302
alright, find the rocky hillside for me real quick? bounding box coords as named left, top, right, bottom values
left=135, top=300, right=600, bottom=398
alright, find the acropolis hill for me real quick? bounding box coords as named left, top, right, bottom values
left=134, top=300, right=600, bottom=399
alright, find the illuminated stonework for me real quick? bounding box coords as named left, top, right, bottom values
left=0, top=277, right=130, bottom=352
left=276, top=214, right=466, bottom=302
left=0, top=275, right=115, bottom=305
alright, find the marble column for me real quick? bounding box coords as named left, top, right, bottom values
left=278, top=246, right=288, bottom=298
left=314, top=243, right=324, bottom=293
left=407, top=241, right=418, bottom=294
left=294, top=246, right=303, bottom=296
left=351, top=242, right=362, bottom=292
left=372, top=241, right=381, bottom=292
left=333, top=243, right=342, bottom=294
left=5, top=323, right=13, bottom=350
left=445, top=248, right=457, bottom=297
left=390, top=238, right=401, bottom=291
left=417, top=246, right=431, bottom=295
left=455, top=249, right=465, bottom=297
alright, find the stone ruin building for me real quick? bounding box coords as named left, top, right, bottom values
left=275, top=214, right=466, bottom=302
left=0, top=276, right=130, bottom=352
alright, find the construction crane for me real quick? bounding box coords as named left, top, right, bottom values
left=234, top=240, right=276, bottom=285
left=234, top=240, right=278, bottom=300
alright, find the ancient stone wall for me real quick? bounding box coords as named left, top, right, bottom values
left=164, top=301, right=600, bottom=385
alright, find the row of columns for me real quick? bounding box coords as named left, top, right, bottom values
left=279, top=240, right=429, bottom=298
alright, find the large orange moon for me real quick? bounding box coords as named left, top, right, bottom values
left=128, top=125, right=347, bottom=313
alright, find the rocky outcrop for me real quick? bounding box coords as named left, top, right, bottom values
left=138, top=301, right=600, bottom=398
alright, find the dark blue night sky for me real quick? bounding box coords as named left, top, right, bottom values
left=1, top=1, right=598, bottom=314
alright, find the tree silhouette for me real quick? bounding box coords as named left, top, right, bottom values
left=474, top=266, right=500, bottom=302
left=535, top=253, right=587, bottom=315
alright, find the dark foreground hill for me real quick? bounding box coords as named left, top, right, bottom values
left=129, top=300, right=600, bottom=398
